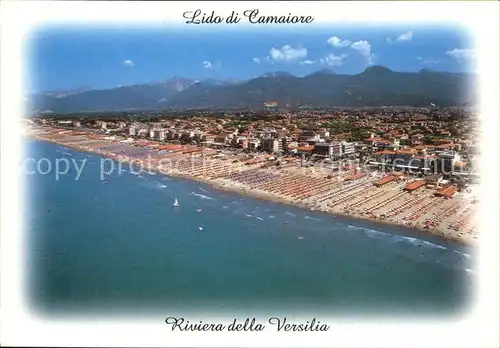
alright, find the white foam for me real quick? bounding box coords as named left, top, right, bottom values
left=56, top=149, right=74, bottom=157
left=453, top=249, right=471, bottom=259
left=285, top=212, right=296, bottom=217
left=401, top=236, right=448, bottom=250
left=268, top=215, right=275, bottom=219
left=158, top=184, right=167, bottom=189
left=305, top=216, right=321, bottom=221
left=192, top=192, right=215, bottom=200
left=255, top=216, right=264, bottom=221
left=347, top=225, right=448, bottom=250
left=349, top=225, right=392, bottom=239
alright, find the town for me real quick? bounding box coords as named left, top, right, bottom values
left=26, top=105, right=480, bottom=245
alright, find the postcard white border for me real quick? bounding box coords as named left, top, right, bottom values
left=1, top=1, right=499, bottom=347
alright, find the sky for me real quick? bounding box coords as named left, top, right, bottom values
left=28, top=25, right=475, bottom=93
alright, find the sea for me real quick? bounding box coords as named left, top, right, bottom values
left=25, top=140, right=475, bottom=318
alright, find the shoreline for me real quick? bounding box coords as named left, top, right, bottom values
left=27, top=134, right=475, bottom=248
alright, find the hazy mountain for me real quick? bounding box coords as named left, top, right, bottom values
left=36, top=85, right=92, bottom=99
left=29, top=77, right=197, bottom=113
left=27, top=68, right=476, bottom=113
left=307, top=69, right=336, bottom=77
left=260, top=71, right=296, bottom=78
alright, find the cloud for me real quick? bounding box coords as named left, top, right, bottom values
left=122, top=59, right=134, bottom=67
left=269, top=45, right=307, bottom=62
left=299, top=60, right=315, bottom=65
left=445, top=48, right=476, bottom=61
left=417, top=56, right=440, bottom=65
left=396, top=31, right=413, bottom=42
left=265, top=56, right=275, bottom=65
left=350, top=40, right=376, bottom=64
left=202, top=60, right=221, bottom=70
left=320, top=54, right=348, bottom=66
left=327, top=36, right=351, bottom=48
left=387, top=31, right=413, bottom=44
left=253, top=57, right=260, bottom=64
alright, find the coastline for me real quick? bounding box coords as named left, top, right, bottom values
left=27, top=134, right=475, bottom=248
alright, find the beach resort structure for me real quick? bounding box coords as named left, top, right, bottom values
left=27, top=125, right=479, bottom=246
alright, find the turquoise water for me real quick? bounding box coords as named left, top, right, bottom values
left=25, top=140, right=474, bottom=317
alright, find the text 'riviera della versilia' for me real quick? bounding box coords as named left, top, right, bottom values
left=165, top=317, right=330, bottom=332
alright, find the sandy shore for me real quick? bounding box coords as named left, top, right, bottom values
left=28, top=130, right=478, bottom=247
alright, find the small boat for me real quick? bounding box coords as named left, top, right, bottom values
left=298, top=236, right=304, bottom=240
left=198, top=226, right=204, bottom=231
left=173, top=198, right=179, bottom=207
left=197, top=209, right=202, bottom=212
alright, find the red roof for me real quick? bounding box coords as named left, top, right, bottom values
left=374, top=175, right=395, bottom=186
left=405, top=180, right=425, bottom=191
left=435, top=185, right=457, bottom=198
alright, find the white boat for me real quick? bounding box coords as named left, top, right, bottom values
left=173, top=198, right=179, bottom=207
left=198, top=226, right=204, bottom=231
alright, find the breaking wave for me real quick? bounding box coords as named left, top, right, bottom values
left=347, top=225, right=448, bottom=250
left=305, top=216, right=321, bottom=221
left=453, top=250, right=471, bottom=259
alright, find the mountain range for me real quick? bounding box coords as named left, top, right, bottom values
left=28, top=66, right=476, bottom=113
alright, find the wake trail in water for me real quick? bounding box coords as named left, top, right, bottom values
left=285, top=212, right=297, bottom=217
left=56, top=149, right=74, bottom=157
left=192, top=192, right=215, bottom=200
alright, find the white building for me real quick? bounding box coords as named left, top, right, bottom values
left=342, top=142, right=355, bottom=155
left=247, top=139, right=260, bottom=151
left=261, top=138, right=279, bottom=153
